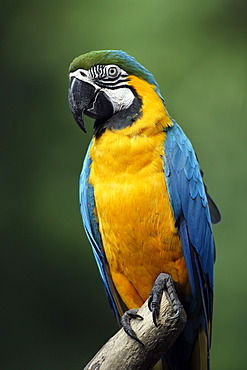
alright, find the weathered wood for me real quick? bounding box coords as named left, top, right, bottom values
left=83, top=292, right=187, bottom=370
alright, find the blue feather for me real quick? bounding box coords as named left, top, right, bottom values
left=163, top=120, right=215, bottom=368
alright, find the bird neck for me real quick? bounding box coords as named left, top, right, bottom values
left=120, top=75, right=172, bottom=137
left=93, top=75, right=172, bottom=139
left=89, top=76, right=172, bottom=175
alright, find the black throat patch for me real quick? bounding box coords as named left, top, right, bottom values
left=93, top=92, right=142, bottom=139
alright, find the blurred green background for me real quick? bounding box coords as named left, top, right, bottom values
left=1, top=0, right=246, bottom=369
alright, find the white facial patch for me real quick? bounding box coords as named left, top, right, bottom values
left=102, top=87, right=135, bottom=113
left=69, top=69, right=100, bottom=91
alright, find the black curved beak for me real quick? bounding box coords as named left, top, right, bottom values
left=68, top=77, right=114, bottom=133
left=68, top=77, right=96, bottom=132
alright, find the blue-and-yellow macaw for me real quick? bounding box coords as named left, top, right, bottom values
left=68, top=50, right=220, bottom=369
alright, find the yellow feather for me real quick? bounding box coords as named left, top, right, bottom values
left=89, top=76, right=190, bottom=309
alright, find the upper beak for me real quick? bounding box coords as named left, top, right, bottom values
left=68, top=77, right=96, bottom=132
left=68, top=74, right=115, bottom=133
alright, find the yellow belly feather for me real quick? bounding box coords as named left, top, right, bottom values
left=88, top=76, right=190, bottom=309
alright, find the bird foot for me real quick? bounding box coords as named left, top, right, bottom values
left=121, top=273, right=182, bottom=344
left=148, top=273, right=183, bottom=327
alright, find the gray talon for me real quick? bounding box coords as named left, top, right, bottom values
left=121, top=309, right=144, bottom=345
left=148, top=273, right=183, bottom=326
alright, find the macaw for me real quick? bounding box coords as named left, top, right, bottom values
left=68, top=50, right=220, bottom=370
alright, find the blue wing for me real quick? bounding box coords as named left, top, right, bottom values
left=79, top=142, right=124, bottom=323
left=163, top=121, right=215, bottom=339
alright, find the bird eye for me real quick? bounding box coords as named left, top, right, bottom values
left=107, top=66, right=120, bottom=79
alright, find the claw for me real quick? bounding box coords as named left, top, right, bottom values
left=168, top=308, right=182, bottom=320
left=148, top=292, right=160, bottom=327
left=148, top=273, right=183, bottom=326
left=121, top=309, right=144, bottom=345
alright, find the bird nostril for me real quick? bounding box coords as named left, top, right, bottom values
left=80, top=71, right=86, bottom=77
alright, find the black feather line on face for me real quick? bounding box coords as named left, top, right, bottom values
left=93, top=89, right=142, bottom=139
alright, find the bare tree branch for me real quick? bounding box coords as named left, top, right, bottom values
left=83, top=291, right=187, bottom=370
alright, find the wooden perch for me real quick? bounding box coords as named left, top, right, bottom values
left=83, top=291, right=187, bottom=370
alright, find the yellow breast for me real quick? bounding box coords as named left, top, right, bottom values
left=88, top=77, right=190, bottom=309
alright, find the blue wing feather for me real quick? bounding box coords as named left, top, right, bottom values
left=163, top=121, right=215, bottom=368
left=79, top=142, right=122, bottom=321
left=163, top=120, right=215, bottom=329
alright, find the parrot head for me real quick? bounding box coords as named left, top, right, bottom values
left=68, top=50, right=164, bottom=134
